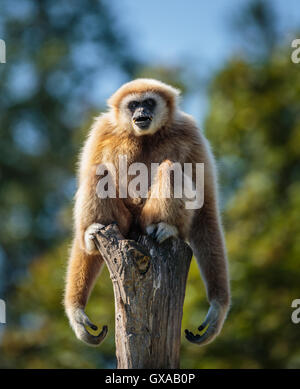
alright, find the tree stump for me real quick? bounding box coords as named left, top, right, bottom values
left=93, top=223, right=193, bottom=369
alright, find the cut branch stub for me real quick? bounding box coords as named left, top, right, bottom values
left=93, top=223, right=192, bottom=369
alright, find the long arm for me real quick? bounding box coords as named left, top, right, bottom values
left=64, top=123, right=132, bottom=346
left=185, top=139, right=230, bottom=346
left=64, top=169, right=110, bottom=346
left=64, top=240, right=108, bottom=345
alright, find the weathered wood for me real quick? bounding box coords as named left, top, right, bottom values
left=93, top=223, right=192, bottom=369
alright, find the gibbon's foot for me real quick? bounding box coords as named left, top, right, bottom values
left=185, top=301, right=227, bottom=346
left=84, top=223, right=105, bottom=253
left=146, top=222, right=178, bottom=244
left=66, top=307, right=108, bottom=346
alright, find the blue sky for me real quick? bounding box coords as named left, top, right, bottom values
left=109, top=0, right=300, bottom=126
left=3, top=0, right=300, bottom=130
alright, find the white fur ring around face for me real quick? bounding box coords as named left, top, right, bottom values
left=84, top=223, right=105, bottom=253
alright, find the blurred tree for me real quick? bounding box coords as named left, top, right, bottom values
left=136, top=65, right=189, bottom=94
left=0, top=242, right=117, bottom=368
left=1, top=0, right=300, bottom=369
left=233, top=0, right=279, bottom=60
left=0, top=0, right=139, bottom=294
left=0, top=0, right=140, bottom=368
left=181, top=1, right=300, bottom=368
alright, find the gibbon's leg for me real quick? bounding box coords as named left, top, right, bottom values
left=64, top=238, right=108, bottom=346
left=140, top=160, right=193, bottom=243
left=185, top=203, right=230, bottom=346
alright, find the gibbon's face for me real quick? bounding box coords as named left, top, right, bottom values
left=119, top=92, right=169, bottom=136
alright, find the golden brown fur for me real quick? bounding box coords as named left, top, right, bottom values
left=64, top=78, right=230, bottom=346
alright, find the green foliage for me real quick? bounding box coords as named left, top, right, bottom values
left=180, top=49, right=300, bottom=368
left=1, top=0, right=300, bottom=369
left=4, top=46, right=300, bottom=368
left=0, top=0, right=138, bottom=292
left=0, top=243, right=116, bottom=368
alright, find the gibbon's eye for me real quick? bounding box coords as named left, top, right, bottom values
left=128, top=101, right=139, bottom=111
left=143, top=98, right=156, bottom=109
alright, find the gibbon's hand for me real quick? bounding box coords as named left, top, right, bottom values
left=185, top=300, right=228, bottom=346
left=84, top=223, right=105, bottom=253
left=146, top=222, right=178, bottom=244
left=67, top=307, right=108, bottom=346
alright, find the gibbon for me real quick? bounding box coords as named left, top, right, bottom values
left=64, top=78, right=230, bottom=346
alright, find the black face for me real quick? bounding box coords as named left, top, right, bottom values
left=128, top=98, right=156, bottom=130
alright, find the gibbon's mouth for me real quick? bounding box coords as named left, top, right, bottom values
left=133, top=115, right=153, bottom=129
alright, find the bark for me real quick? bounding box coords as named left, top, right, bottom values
left=93, top=223, right=193, bottom=369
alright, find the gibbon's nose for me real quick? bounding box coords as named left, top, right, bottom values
left=132, top=108, right=153, bottom=129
